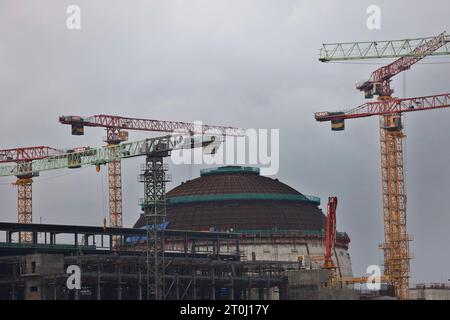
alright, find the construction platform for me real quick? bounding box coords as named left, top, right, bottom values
left=0, top=222, right=364, bottom=300
left=0, top=222, right=293, bottom=300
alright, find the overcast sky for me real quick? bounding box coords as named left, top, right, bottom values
left=0, top=0, right=449, bottom=284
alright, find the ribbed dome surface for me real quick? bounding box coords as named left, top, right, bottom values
left=135, top=166, right=328, bottom=233
left=169, top=167, right=300, bottom=197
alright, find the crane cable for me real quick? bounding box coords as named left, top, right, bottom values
left=100, top=167, right=107, bottom=226
left=0, top=168, right=85, bottom=185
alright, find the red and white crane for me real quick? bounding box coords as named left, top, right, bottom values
left=59, top=114, right=244, bottom=231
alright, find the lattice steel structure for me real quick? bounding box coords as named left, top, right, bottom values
left=319, top=32, right=449, bottom=62
left=60, top=114, right=245, bottom=137
left=0, top=147, right=63, bottom=242
left=105, top=128, right=124, bottom=246
left=316, top=92, right=450, bottom=298
left=108, top=160, right=122, bottom=229
left=379, top=113, right=410, bottom=298
left=15, top=177, right=32, bottom=242
left=0, top=134, right=219, bottom=177
left=0, top=135, right=218, bottom=243
left=316, top=32, right=450, bottom=299
left=59, top=115, right=241, bottom=234
left=139, top=152, right=171, bottom=300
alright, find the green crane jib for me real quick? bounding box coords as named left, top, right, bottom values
left=0, top=134, right=220, bottom=178
left=319, top=32, right=449, bottom=62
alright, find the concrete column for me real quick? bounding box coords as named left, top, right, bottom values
left=138, top=270, right=143, bottom=300
left=267, top=287, right=276, bottom=300
left=41, top=278, right=46, bottom=300
left=229, top=286, right=234, bottom=300
left=211, top=265, right=215, bottom=300
left=258, top=288, right=264, bottom=300
left=117, top=266, right=122, bottom=300
left=278, top=284, right=287, bottom=300
left=97, top=268, right=102, bottom=300
left=176, top=275, right=180, bottom=300
left=53, top=276, right=57, bottom=300
left=11, top=266, right=17, bottom=300
left=193, top=269, right=197, bottom=300
left=11, top=282, right=15, bottom=300
left=211, top=287, right=216, bottom=300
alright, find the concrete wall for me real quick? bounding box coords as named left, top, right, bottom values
left=286, top=269, right=358, bottom=300
left=410, top=288, right=450, bottom=300
left=165, top=236, right=353, bottom=279
left=23, top=254, right=64, bottom=276
left=238, top=240, right=353, bottom=278
left=22, top=254, right=64, bottom=300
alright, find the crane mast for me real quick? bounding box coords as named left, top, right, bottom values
left=316, top=32, right=450, bottom=299
left=0, top=146, right=63, bottom=242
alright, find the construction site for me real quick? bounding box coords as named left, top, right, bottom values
left=1, top=3, right=450, bottom=302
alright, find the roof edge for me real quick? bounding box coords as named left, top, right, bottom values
left=200, top=166, right=260, bottom=177
left=169, top=193, right=321, bottom=205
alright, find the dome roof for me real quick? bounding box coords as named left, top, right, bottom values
left=135, top=166, right=329, bottom=233
left=169, top=166, right=306, bottom=198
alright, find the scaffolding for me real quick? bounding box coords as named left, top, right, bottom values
left=0, top=254, right=292, bottom=300
left=139, top=153, right=171, bottom=300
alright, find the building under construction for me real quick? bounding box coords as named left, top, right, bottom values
left=135, top=166, right=353, bottom=278
left=0, top=166, right=362, bottom=300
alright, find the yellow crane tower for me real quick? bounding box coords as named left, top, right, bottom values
left=316, top=32, right=450, bottom=299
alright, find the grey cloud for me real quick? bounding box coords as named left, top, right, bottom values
left=0, top=0, right=449, bottom=283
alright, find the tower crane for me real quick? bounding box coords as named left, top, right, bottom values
left=0, top=146, right=63, bottom=242
left=58, top=115, right=241, bottom=299
left=59, top=114, right=244, bottom=232
left=0, top=133, right=221, bottom=300
left=315, top=32, right=450, bottom=299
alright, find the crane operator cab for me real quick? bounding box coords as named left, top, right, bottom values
left=383, top=113, right=403, bottom=131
